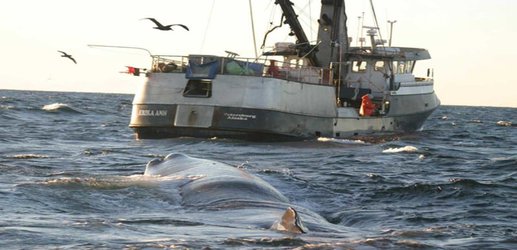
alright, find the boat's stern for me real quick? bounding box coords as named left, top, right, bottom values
left=129, top=54, right=338, bottom=140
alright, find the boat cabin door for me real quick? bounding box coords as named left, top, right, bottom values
left=343, top=60, right=389, bottom=100
left=353, top=60, right=389, bottom=98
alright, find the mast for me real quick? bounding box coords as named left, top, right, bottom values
left=315, top=0, right=348, bottom=68
left=274, top=0, right=348, bottom=68
left=275, top=0, right=319, bottom=66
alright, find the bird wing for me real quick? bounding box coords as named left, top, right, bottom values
left=172, top=24, right=189, bottom=31
left=58, top=51, right=76, bottom=63
left=142, top=18, right=163, bottom=28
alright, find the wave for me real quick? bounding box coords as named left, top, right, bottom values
left=373, top=183, right=444, bottom=199
left=368, top=178, right=509, bottom=203
left=8, top=154, right=50, bottom=159
left=496, top=120, right=514, bottom=127
left=490, top=156, right=517, bottom=170
left=42, top=176, right=149, bottom=189
left=39, top=174, right=198, bottom=190
left=41, top=103, right=85, bottom=114
left=448, top=178, right=488, bottom=187
left=0, top=104, right=15, bottom=110
left=382, top=146, right=418, bottom=153
left=1, top=96, right=20, bottom=111
left=115, top=218, right=203, bottom=226
left=223, top=237, right=308, bottom=248
left=317, top=137, right=366, bottom=145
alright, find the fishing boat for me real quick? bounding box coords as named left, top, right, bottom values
left=128, top=0, right=440, bottom=140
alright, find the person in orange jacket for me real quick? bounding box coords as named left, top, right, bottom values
left=359, top=94, right=376, bottom=116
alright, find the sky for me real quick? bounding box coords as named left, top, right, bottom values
left=0, top=0, right=516, bottom=108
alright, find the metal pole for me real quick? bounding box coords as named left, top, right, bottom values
left=356, top=15, right=361, bottom=46
left=360, top=12, right=365, bottom=47
left=248, top=0, right=258, bottom=58
left=388, top=20, right=397, bottom=47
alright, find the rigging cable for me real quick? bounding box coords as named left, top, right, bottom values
left=260, top=14, right=285, bottom=50
left=308, top=0, right=313, bottom=40
left=369, top=0, right=385, bottom=50
left=292, top=1, right=315, bottom=42
left=200, top=0, right=216, bottom=53
left=249, top=0, right=259, bottom=58
left=369, top=0, right=394, bottom=91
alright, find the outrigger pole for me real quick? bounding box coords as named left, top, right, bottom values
left=87, top=44, right=153, bottom=56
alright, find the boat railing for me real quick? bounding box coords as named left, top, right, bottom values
left=272, top=62, right=333, bottom=86
left=404, top=77, right=434, bottom=87
left=149, top=55, right=333, bottom=86
left=151, top=55, right=189, bottom=73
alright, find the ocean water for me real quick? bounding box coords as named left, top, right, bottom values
left=0, top=89, right=515, bottom=249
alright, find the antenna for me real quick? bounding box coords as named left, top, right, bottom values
left=356, top=15, right=362, bottom=46
left=387, top=20, right=397, bottom=47
left=362, top=26, right=379, bottom=30
left=359, top=12, right=365, bottom=47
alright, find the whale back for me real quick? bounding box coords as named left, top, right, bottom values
left=180, top=173, right=289, bottom=207
left=144, top=153, right=203, bottom=176
left=141, top=153, right=358, bottom=234
left=144, top=153, right=289, bottom=207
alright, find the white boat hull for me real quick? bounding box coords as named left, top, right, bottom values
left=130, top=72, right=439, bottom=140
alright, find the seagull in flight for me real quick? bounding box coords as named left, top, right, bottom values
left=57, top=51, right=76, bottom=64
left=141, top=18, right=189, bottom=31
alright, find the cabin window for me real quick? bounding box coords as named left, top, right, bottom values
left=352, top=61, right=367, bottom=72
left=290, top=59, right=298, bottom=67
left=397, top=61, right=406, bottom=74
left=183, top=80, right=212, bottom=98
left=290, top=59, right=301, bottom=67
left=393, top=61, right=415, bottom=74
left=374, top=61, right=385, bottom=71
left=406, top=61, right=415, bottom=73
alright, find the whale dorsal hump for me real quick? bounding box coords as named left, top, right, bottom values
left=271, top=207, right=308, bottom=234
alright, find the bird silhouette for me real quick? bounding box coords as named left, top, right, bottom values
left=141, top=18, right=189, bottom=31
left=58, top=51, right=77, bottom=64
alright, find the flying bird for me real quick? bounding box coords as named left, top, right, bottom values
left=57, top=51, right=76, bottom=64
left=141, top=18, right=189, bottom=31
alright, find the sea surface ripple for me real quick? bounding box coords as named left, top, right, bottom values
left=0, top=90, right=515, bottom=249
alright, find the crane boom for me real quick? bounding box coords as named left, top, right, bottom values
left=275, top=0, right=319, bottom=66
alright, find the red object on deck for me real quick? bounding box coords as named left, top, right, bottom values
left=126, top=66, right=140, bottom=76
left=266, top=60, right=280, bottom=77
left=359, top=94, right=376, bottom=116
